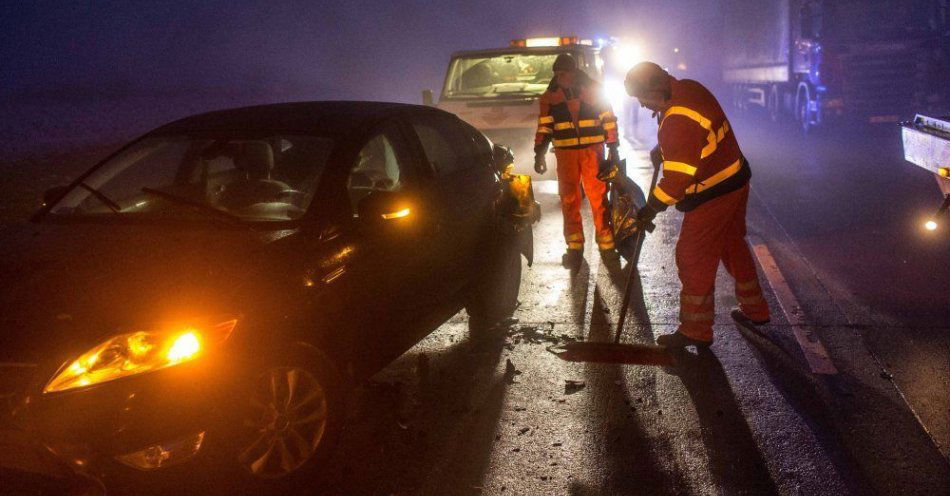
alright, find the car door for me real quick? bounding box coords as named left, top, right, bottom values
left=407, top=113, right=498, bottom=297
left=337, top=119, right=444, bottom=371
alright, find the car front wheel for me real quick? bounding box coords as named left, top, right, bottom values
left=228, top=347, right=343, bottom=491
left=465, top=227, right=523, bottom=332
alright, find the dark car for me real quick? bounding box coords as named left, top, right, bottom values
left=0, top=101, right=534, bottom=494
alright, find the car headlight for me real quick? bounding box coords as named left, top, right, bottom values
left=44, top=318, right=237, bottom=394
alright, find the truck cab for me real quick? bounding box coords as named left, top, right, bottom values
left=433, top=38, right=606, bottom=175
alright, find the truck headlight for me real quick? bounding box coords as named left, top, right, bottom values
left=44, top=319, right=237, bottom=394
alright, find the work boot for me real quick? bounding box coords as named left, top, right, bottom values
left=562, top=248, right=583, bottom=268
left=730, top=308, right=770, bottom=327
left=656, top=331, right=712, bottom=350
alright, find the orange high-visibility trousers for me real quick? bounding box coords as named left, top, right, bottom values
left=675, top=183, right=769, bottom=342
left=555, top=145, right=614, bottom=250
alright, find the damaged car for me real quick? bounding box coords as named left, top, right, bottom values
left=0, top=101, right=537, bottom=494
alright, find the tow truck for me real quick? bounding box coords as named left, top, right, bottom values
left=427, top=36, right=608, bottom=176
left=902, top=114, right=950, bottom=231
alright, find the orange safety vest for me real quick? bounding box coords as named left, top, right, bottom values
left=535, top=73, right=618, bottom=150
left=648, top=77, right=750, bottom=212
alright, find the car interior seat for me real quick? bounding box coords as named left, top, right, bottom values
left=218, top=141, right=291, bottom=211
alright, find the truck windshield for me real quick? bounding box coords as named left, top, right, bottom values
left=442, top=52, right=562, bottom=100
left=47, top=134, right=333, bottom=223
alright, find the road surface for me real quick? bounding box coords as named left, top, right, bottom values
left=1, top=116, right=947, bottom=495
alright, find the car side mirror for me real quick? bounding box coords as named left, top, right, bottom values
left=42, top=185, right=70, bottom=207
left=357, top=190, right=413, bottom=227
left=491, top=144, right=515, bottom=176
left=421, top=89, right=434, bottom=106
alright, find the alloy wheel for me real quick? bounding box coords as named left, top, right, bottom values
left=238, top=366, right=328, bottom=479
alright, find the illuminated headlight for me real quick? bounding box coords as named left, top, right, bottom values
left=44, top=319, right=237, bottom=394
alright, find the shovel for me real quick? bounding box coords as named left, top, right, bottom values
left=551, top=151, right=675, bottom=366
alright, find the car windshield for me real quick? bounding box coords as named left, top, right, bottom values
left=48, top=134, right=333, bottom=223
left=442, top=52, right=563, bottom=100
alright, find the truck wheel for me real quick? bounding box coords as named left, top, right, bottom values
left=768, top=85, right=781, bottom=122
left=796, top=86, right=812, bottom=134
left=465, top=229, right=522, bottom=332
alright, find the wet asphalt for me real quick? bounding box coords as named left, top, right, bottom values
left=316, top=120, right=949, bottom=495
left=1, top=114, right=948, bottom=495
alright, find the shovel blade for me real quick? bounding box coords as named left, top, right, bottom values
left=551, top=342, right=676, bottom=366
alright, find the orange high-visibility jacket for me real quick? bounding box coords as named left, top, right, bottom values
left=535, top=72, right=619, bottom=151
left=648, top=77, right=750, bottom=212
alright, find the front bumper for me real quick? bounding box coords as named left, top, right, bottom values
left=1, top=356, right=234, bottom=494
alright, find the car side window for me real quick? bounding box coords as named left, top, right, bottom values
left=460, top=121, right=493, bottom=169
left=412, top=122, right=460, bottom=176
left=347, top=130, right=405, bottom=216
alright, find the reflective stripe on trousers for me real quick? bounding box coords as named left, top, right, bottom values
left=675, top=183, right=769, bottom=342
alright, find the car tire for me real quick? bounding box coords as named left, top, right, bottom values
left=223, top=345, right=344, bottom=493
left=465, top=226, right=522, bottom=332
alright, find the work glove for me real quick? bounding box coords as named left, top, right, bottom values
left=649, top=145, right=663, bottom=170
left=533, top=153, right=547, bottom=174
left=533, top=143, right=548, bottom=174
left=635, top=204, right=658, bottom=232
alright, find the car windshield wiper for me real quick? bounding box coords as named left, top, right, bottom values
left=140, top=187, right=246, bottom=228
left=78, top=182, right=121, bottom=213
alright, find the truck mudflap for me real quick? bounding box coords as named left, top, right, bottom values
left=500, top=168, right=540, bottom=266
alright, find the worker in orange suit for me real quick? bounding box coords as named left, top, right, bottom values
left=534, top=54, right=621, bottom=267
left=624, top=61, right=770, bottom=349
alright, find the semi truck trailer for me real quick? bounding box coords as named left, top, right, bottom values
left=723, top=0, right=948, bottom=132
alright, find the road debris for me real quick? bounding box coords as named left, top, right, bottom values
left=564, top=380, right=586, bottom=395
left=505, top=323, right=577, bottom=351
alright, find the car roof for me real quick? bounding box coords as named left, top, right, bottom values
left=150, top=101, right=450, bottom=138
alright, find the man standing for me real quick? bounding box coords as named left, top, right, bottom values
left=624, top=61, right=770, bottom=348
left=534, top=54, right=621, bottom=266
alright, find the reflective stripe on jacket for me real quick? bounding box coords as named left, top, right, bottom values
left=649, top=78, right=750, bottom=212
left=535, top=73, right=618, bottom=150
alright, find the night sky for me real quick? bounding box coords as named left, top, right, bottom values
left=1, top=0, right=722, bottom=155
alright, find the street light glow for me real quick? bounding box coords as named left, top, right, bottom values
left=924, top=220, right=938, bottom=231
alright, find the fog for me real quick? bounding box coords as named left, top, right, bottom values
left=1, top=0, right=723, bottom=155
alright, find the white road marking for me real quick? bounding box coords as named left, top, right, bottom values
left=750, top=240, right=839, bottom=375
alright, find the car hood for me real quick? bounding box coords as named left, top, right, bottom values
left=0, top=222, right=297, bottom=364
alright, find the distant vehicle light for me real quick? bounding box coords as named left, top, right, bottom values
left=924, top=220, right=938, bottom=231
left=611, top=40, right=645, bottom=71
left=382, top=208, right=411, bottom=220
left=43, top=319, right=237, bottom=393
left=526, top=37, right=560, bottom=47
left=605, top=78, right=629, bottom=114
